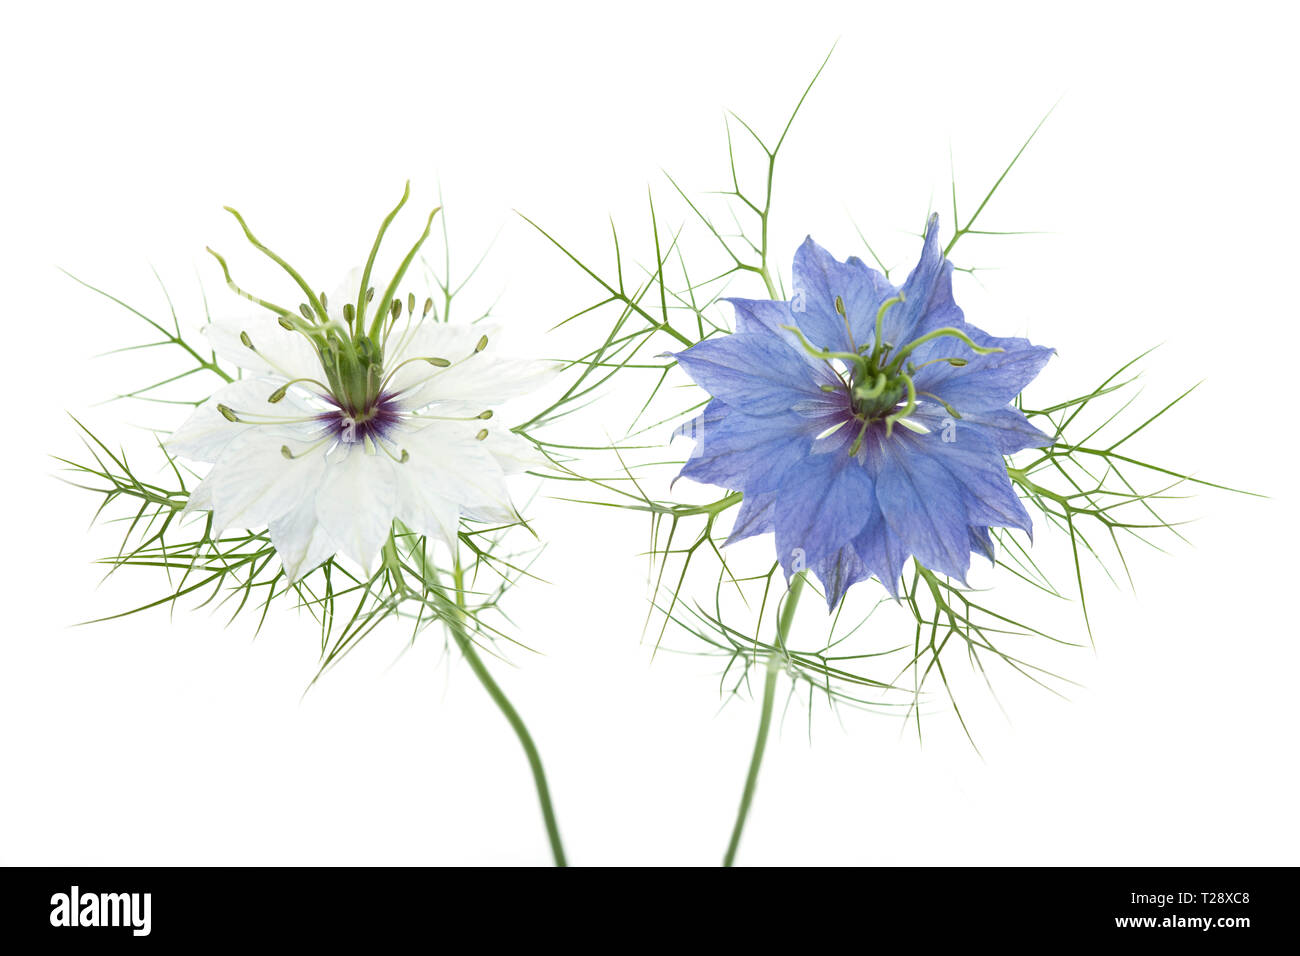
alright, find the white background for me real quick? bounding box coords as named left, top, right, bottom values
left=2, top=1, right=1296, bottom=866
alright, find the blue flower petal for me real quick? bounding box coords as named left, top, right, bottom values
left=672, top=223, right=1053, bottom=610
left=810, top=541, right=872, bottom=609
left=957, top=406, right=1054, bottom=454
left=790, top=237, right=896, bottom=353
left=723, top=296, right=828, bottom=372
left=910, top=403, right=1053, bottom=455
left=723, top=296, right=794, bottom=338
left=679, top=402, right=813, bottom=494
left=725, top=489, right=778, bottom=545
left=969, top=526, right=996, bottom=562
left=773, top=452, right=876, bottom=577
left=903, top=427, right=1034, bottom=538
left=852, top=502, right=910, bottom=598
left=912, top=334, right=1055, bottom=413
left=872, top=433, right=975, bottom=581
left=675, top=332, right=822, bottom=415
left=890, top=213, right=965, bottom=344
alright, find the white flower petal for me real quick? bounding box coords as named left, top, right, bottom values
left=204, top=315, right=325, bottom=384
left=206, top=428, right=328, bottom=533
left=269, top=495, right=339, bottom=583
left=180, top=473, right=214, bottom=524
left=401, top=356, right=560, bottom=409
left=314, top=446, right=397, bottom=573
left=480, top=427, right=550, bottom=476
left=384, top=322, right=496, bottom=396
left=167, top=377, right=315, bottom=463
left=390, top=473, right=462, bottom=551
left=396, top=420, right=516, bottom=524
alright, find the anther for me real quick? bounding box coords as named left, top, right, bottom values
left=848, top=418, right=870, bottom=457
left=299, top=304, right=313, bottom=321
left=834, top=295, right=847, bottom=317
left=407, top=292, right=415, bottom=316
left=268, top=384, right=288, bottom=403
left=343, top=303, right=355, bottom=323
left=319, top=291, right=328, bottom=311
left=366, top=287, right=375, bottom=303
left=478, top=410, right=493, bottom=420
left=475, top=335, right=489, bottom=353
left=217, top=404, right=239, bottom=422
left=422, top=298, right=433, bottom=318
left=278, top=316, right=295, bottom=330
left=427, top=357, right=452, bottom=367
left=280, top=445, right=293, bottom=459
left=476, top=428, right=489, bottom=441
left=239, top=331, right=254, bottom=349
left=399, top=449, right=410, bottom=463
left=390, top=299, right=402, bottom=321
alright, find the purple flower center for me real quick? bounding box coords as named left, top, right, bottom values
left=319, top=392, right=404, bottom=445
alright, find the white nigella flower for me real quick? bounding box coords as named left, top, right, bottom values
left=168, top=195, right=553, bottom=582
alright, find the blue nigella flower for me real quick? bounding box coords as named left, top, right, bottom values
left=673, top=214, right=1055, bottom=608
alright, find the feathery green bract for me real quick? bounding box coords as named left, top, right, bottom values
left=59, top=208, right=546, bottom=692
left=524, top=52, right=1251, bottom=746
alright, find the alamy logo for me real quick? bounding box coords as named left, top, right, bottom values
left=49, top=885, right=151, bottom=937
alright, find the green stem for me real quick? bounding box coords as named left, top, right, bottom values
left=399, top=533, right=567, bottom=866
left=722, top=571, right=804, bottom=866
left=447, top=610, right=569, bottom=867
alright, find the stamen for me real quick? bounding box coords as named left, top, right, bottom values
left=475, top=334, right=489, bottom=353
left=407, top=292, right=415, bottom=316
left=376, top=352, right=460, bottom=396
left=299, top=304, right=313, bottom=321
left=279, top=435, right=333, bottom=460
left=779, top=324, right=869, bottom=375
left=918, top=391, right=962, bottom=419
left=834, top=294, right=858, bottom=352
left=239, top=331, right=254, bottom=349
left=423, top=298, right=433, bottom=318
left=848, top=417, right=870, bottom=457
left=218, top=404, right=329, bottom=428
left=263, top=374, right=330, bottom=403
left=407, top=409, right=493, bottom=423
left=476, top=428, right=489, bottom=441
left=886, top=327, right=1003, bottom=375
